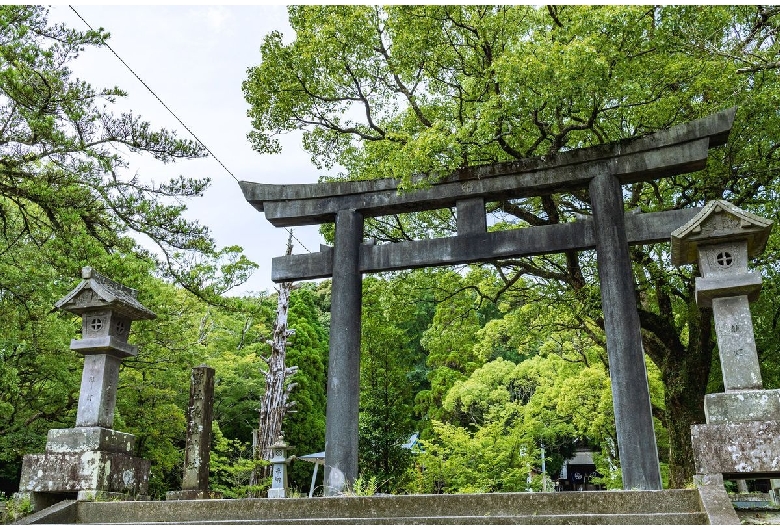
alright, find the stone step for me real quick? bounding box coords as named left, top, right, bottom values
left=75, top=490, right=707, bottom=525
left=117, top=513, right=708, bottom=525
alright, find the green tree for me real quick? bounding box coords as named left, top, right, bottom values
left=358, top=276, right=418, bottom=492
left=0, top=5, right=260, bottom=495
left=244, top=5, right=780, bottom=486
left=281, top=284, right=329, bottom=494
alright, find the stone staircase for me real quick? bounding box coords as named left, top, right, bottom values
left=19, top=489, right=712, bottom=524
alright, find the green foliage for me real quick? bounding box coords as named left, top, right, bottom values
left=358, top=276, right=417, bottom=493
left=210, top=422, right=268, bottom=499
left=245, top=4, right=780, bottom=487
left=345, top=474, right=378, bottom=497
left=1, top=494, right=33, bottom=523
left=414, top=419, right=535, bottom=494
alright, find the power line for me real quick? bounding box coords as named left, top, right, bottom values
left=69, top=6, right=238, bottom=184
left=67, top=6, right=311, bottom=254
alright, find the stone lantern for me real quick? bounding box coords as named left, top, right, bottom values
left=671, top=199, right=780, bottom=522
left=18, top=267, right=154, bottom=510
left=671, top=200, right=771, bottom=392
left=267, top=435, right=294, bottom=498
left=59, top=266, right=156, bottom=428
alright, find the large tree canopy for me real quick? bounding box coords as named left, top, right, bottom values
left=244, top=5, right=780, bottom=487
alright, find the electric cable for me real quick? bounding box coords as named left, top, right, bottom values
left=68, top=6, right=312, bottom=254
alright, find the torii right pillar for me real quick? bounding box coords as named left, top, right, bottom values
left=671, top=199, right=778, bottom=524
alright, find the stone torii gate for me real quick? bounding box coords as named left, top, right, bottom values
left=241, top=108, right=736, bottom=494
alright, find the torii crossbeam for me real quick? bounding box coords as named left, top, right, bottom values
left=241, top=108, right=736, bottom=494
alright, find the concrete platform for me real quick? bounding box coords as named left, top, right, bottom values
left=15, top=489, right=713, bottom=525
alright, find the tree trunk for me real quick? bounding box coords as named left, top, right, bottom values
left=662, top=301, right=714, bottom=488
left=250, top=233, right=298, bottom=491
left=641, top=293, right=715, bottom=488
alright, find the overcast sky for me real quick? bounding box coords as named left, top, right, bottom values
left=49, top=5, right=326, bottom=295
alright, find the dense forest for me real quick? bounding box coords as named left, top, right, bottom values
left=3, top=5, right=780, bottom=501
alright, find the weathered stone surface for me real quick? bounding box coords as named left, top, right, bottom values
left=69, top=337, right=138, bottom=357
left=55, top=266, right=156, bottom=321
left=166, top=365, right=218, bottom=501
left=710, top=295, right=763, bottom=390
left=589, top=172, right=662, bottom=491
left=691, top=421, right=780, bottom=475
left=181, top=365, right=215, bottom=491
left=272, top=208, right=701, bottom=282
left=456, top=198, right=486, bottom=235
left=695, top=272, right=762, bottom=307
left=324, top=209, right=363, bottom=496
left=671, top=199, right=773, bottom=266
left=19, top=451, right=149, bottom=494
left=705, top=390, right=780, bottom=424
left=75, top=354, right=122, bottom=428
left=45, top=427, right=135, bottom=454
left=268, top=437, right=292, bottom=499
left=75, top=489, right=708, bottom=524
left=693, top=474, right=741, bottom=525
left=165, top=490, right=222, bottom=500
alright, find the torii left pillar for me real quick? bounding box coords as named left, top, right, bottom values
left=324, top=209, right=364, bottom=495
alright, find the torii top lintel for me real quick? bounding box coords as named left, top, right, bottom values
left=241, top=108, right=735, bottom=228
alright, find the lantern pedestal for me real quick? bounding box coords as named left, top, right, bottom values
left=19, top=427, right=150, bottom=508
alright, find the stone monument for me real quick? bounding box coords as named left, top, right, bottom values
left=167, top=365, right=221, bottom=500
left=18, top=267, right=154, bottom=510
left=671, top=200, right=778, bottom=523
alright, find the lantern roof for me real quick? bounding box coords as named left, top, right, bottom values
left=671, top=200, right=773, bottom=266
left=55, top=267, right=156, bottom=320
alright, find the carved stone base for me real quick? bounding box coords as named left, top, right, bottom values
left=691, top=420, right=780, bottom=477
left=704, top=389, right=780, bottom=424
left=18, top=427, right=149, bottom=507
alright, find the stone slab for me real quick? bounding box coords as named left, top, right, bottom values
left=181, top=365, right=215, bottom=491
left=693, top=474, right=741, bottom=525
left=166, top=490, right=223, bottom=500
left=695, top=272, right=762, bottom=307
left=75, top=490, right=706, bottom=524
left=691, top=420, right=780, bottom=475
left=19, top=451, right=149, bottom=495
left=705, top=390, right=780, bottom=424
left=272, top=208, right=699, bottom=282
left=70, top=336, right=137, bottom=357
left=46, top=427, right=135, bottom=453
left=711, top=295, right=763, bottom=391
left=75, top=354, right=122, bottom=428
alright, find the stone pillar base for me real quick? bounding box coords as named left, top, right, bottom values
left=691, top=420, right=780, bottom=476
left=18, top=427, right=149, bottom=511
left=166, top=490, right=223, bottom=500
